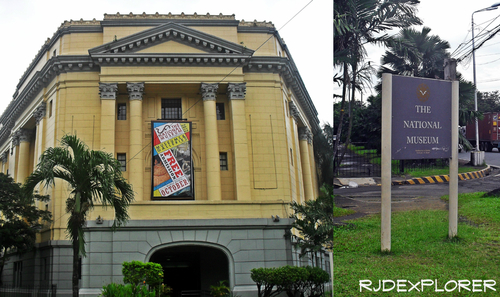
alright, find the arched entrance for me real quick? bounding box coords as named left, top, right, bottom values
left=149, top=244, right=230, bottom=297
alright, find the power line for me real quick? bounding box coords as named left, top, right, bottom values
left=128, top=1, right=314, bottom=164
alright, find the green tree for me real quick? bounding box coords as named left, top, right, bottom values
left=379, top=27, right=450, bottom=78
left=290, top=185, right=334, bottom=265
left=22, top=135, right=134, bottom=297
left=0, top=173, right=52, bottom=285
left=378, top=26, right=478, bottom=152
left=313, top=123, right=334, bottom=186
left=334, top=0, right=421, bottom=170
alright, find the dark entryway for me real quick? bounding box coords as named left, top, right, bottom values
left=150, top=245, right=229, bottom=297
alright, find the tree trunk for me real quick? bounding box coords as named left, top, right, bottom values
left=338, top=62, right=357, bottom=165
left=333, top=62, right=349, bottom=173
left=0, top=248, right=6, bottom=286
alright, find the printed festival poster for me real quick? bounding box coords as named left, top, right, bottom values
left=151, top=121, right=193, bottom=199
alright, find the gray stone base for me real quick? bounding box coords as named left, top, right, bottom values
left=3, top=218, right=331, bottom=297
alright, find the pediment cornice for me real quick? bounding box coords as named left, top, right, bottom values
left=89, top=22, right=254, bottom=56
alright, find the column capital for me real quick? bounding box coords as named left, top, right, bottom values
left=99, top=83, right=118, bottom=100
left=201, top=83, right=219, bottom=101
left=127, top=82, right=145, bottom=101
left=289, top=101, right=300, bottom=121
left=298, top=127, right=313, bottom=144
left=227, top=83, right=247, bottom=100
left=17, top=129, right=34, bottom=143
left=1, top=151, right=7, bottom=163
left=33, top=102, right=47, bottom=125
left=11, top=130, right=20, bottom=147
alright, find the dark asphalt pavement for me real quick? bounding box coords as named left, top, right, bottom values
left=333, top=167, right=500, bottom=223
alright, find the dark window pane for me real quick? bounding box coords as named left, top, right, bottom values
left=161, top=99, right=182, bottom=120
left=117, top=153, right=126, bottom=171
left=117, top=103, right=127, bottom=120
left=216, top=103, right=225, bottom=120
left=220, top=152, right=228, bottom=170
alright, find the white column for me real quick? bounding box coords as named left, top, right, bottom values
left=99, top=83, right=118, bottom=155
left=128, top=83, right=145, bottom=201
left=201, top=83, right=221, bottom=201
left=228, top=83, right=251, bottom=201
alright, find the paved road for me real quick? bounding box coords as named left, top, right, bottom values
left=335, top=166, right=500, bottom=198
left=334, top=167, right=500, bottom=222
left=459, top=148, right=500, bottom=167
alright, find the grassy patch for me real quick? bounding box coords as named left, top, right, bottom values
left=334, top=206, right=355, bottom=218
left=334, top=192, right=500, bottom=296
left=404, top=165, right=486, bottom=178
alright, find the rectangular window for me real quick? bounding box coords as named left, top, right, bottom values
left=49, top=100, right=53, bottom=117
left=117, top=103, right=127, bottom=120
left=216, top=103, right=225, bottom=120
left=117, top=153, right=126, bottom=171
left=220, top=152, right=228, bottom=170
left=42, top=258, right=49, bottom=281
left=290, top=148, right=293, bottom=166
left=161, top=99, right=182, bottom=120
left=14, top=261, right=22, bottom=287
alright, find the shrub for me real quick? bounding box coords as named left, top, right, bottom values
left=100, top=283, right=156, bottom=297
left=305, top=267, right=330, bottom=297
left=210, top=280, right=231, bottom=297
left=251, top=266, right=329, bottom=297
left=122, top=261, right=164, bottom=288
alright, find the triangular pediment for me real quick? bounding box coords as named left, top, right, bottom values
left=136, top=40, right=207, bottom=54
left=89, top=22, right=254, bottom=56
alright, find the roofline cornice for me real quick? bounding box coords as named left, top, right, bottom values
left=89, top=22, right=254, bottom=56
left=244, top=56, right=320, bottom=132
left=101, top=19, right=240, bottom=27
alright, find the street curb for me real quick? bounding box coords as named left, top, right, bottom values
left=391, top=166, right=491, bottom=186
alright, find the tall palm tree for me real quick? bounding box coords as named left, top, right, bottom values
left=379, top=27, right=450, bottom=78
left=22, top=135, right=134, bottom=297
left=379, top=27, right=478, bottom=152
left=333, top=0, right=422, bottom=172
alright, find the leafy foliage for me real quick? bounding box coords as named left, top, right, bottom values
left=313, top=123, right=334, bottom=186
left=100, top=283, right=156, bottom=297
left=209, top=280, right=231, bottom=297
left=122, top=261, right=164, bottom=291
left=22, top=134, right=134, bottom=297
left=291, top=185, right=334, bottom=260
left=0, top=173, right=52, bottom=284
left=250, top=266, right=330, bottom=297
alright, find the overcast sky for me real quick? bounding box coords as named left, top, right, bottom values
left=334, top=1, right=500, bottom=104
left=0, top=0, right=333, bottom=126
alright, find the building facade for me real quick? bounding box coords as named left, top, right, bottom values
left=0, top=13, right=326, bottom=297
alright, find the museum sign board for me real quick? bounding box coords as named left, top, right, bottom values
left=391, top=75, right=452, bottom=160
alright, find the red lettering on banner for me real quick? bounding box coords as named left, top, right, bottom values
left=175, top=170, right=183, bottom=178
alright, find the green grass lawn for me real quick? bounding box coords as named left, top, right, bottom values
left=334, top=192, right=500, bottom=296
left=334, top=205, right=355, bottom=218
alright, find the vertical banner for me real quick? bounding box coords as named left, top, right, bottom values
left=151, top=121, right=194, bottom=199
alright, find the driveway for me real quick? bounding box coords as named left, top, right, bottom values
left=334, top=167, right=500, bottom=223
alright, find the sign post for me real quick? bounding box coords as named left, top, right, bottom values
left=381, top=73, right=458, bottom=252
left=381, top=74, right=392, bottom=252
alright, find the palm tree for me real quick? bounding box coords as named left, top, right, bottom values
left=379, top=27, right=478, bottom=152
left=22, top=135, right=134, bottom=297
left=379, top=27, right=450, bottom=78
left=333, top=0, right=422, bottom=172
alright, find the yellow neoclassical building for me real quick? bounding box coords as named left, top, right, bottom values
left=0, top=13, right=325, bottom=297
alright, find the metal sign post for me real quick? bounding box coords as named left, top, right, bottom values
left=381, top=73, right=392, bottom=252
